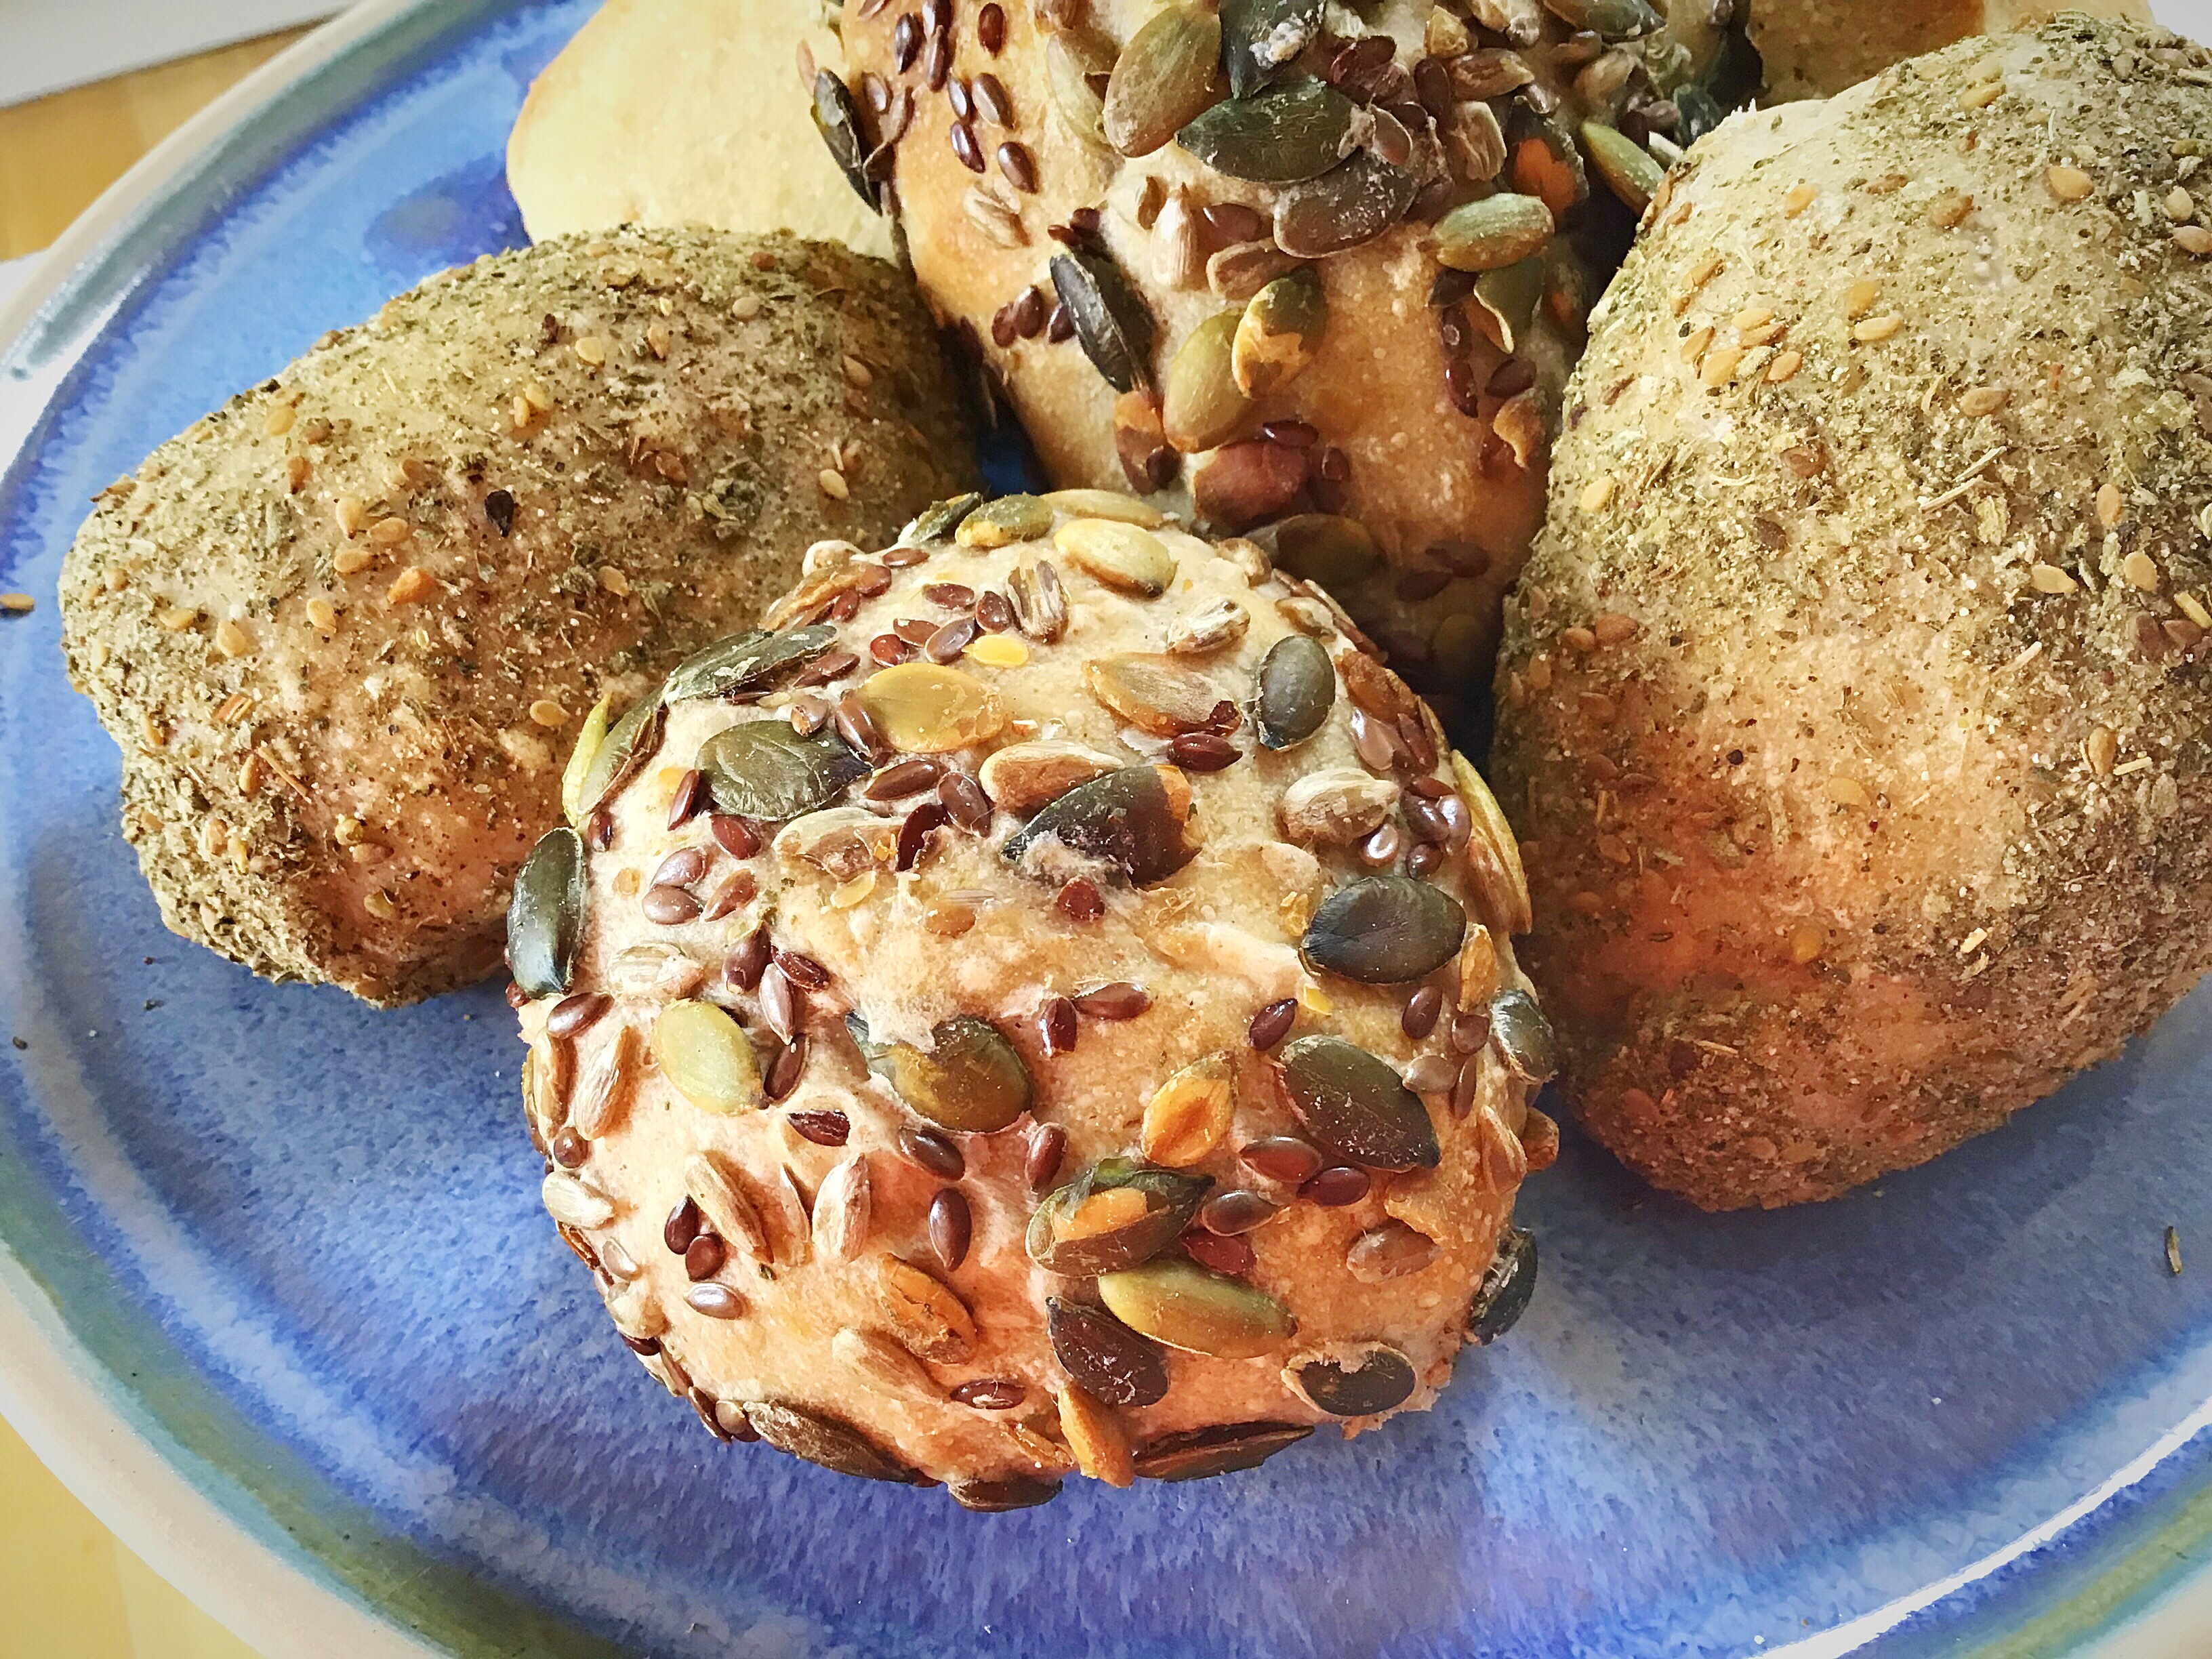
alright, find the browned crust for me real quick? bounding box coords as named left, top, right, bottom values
left=60, top=228, right=977, bottom=1004
left=1491, top=18, right=2212, bottom=1208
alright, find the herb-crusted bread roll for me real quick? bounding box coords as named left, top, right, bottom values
left=510, top=489, right=1553, bottom=1501
left=833, top=0, right=1771, bottom=703
left=61, top=228, right=977, bottom=1006
left=1490, top=18, right=2212, bottom=1209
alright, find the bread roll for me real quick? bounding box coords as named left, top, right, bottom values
left=1490, top=17, right=2212, bottom=1208
left=508, top=0, right=898, bottom=261
left=511, top=489, right=1551, bottom=1498
left=834, top=0, right=1760, bottom=703
left=62, top=228, right=977, bottom=1005
left=1748, top=0, right=2151, bottom=100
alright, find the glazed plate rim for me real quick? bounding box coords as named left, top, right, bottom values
left=1, top=3, right=2210, bottom=1655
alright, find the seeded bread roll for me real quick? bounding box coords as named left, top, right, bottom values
left=510, top=489, right=1553, bottom=1501
left=1747, top=0, right=2151, bottom=101
left=60, top=228, right=977, bottom=1006
left=833, top=0, right=1773, bottom=703
left=507, top=0, right=899, bottom=262
left=1490, top=18, right=2212, bottom=1209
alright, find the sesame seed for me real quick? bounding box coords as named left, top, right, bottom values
left=1580, top=474, right=1617, bottom=514
left=213, top=618, right=254, bottom=658
left=1960, top=387, right=2008, bottom=416
left=214, top=692, right=255, bottom=724
left=522, top=381, right=553, bottom=411
left=2047, top=165, right=2095, bottom=203
left=1681, top=325, right=1716, bottom=365
left=306, top=598, right=338, bottom=632
left=333, top=547, right=374, bottom=576
left=1841, top=279, right=1881, bottom=320
left=598, top=567, right=632, bottom=596
left=1787, top=921, right=1825, bottom=964
left=364, top=890, right=398, bottom=921
left=2179, top=592, right=2212, bottom=630
left=1853, top=315, right=1904, bottom=343
left=1783, top=182, right=1817, bottom=216
left=2086, top=726, right=2118, bottom=779
left=334, top=815, right=365, bottom=845
left=369, top=515, right=412, bottom=545
left=1733, top=306, right=1775, bottom=331
left=262, top=403, right=295, bottom=437
left=841, top=355, right=874, bottom=388
left=1959, top=79, right=2005, bottom=109
left=2097, top=482, right=2125, bottom=529
left=645, top=322, right=672, bottom=359
left=529, top=699, right=570, bottom=728
left=819, top=468, right=851, bottom=501
left=156, top=605, right=199, bottom=631
left=574, top=336, right=608, bottom=366
left=1827, top=776, right=1871, bottom=808
left=335, top=495, right=367, bottom=536
left=2114, top=757, right=2154, bottom=777
left=2028, top=563, right=2080, bottom=594
left=731, top=293, right=762, bottom=321
left=386, top=567, right=435, bottom=605
left=1927, top=190, right=1973, bottom=229
left=238, top=754, right=266, bottom=795
left=2168, top=188, right=2197, bottom=222
left=2176, top=226, right=2212, bottom=257
left=1560, top=626, right=1598, bottom=653
left=831, top=871, right=879, bottom=908
left=1701, top=345, right=1746, bottom=388
left=2122, top=550, right=2160, bottom=590
left=1958, top=927, right=1988, bottom=957
left=1767, top=350, right=1805, bottom=384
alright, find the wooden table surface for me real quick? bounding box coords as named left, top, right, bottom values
left=1, top=37, right=313, bottom=1655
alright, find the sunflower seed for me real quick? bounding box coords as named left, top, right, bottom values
left=1280, top=769, right=1397, bottom=844
left=684, top=1149, right=772, bottom=1262
left=1207, top=241, right=1303, bottom=302
left=1007, top=558, right=1069, bottom=642
left=746, top=1401, right=916, bottom=1481
left=1166, top=597, right=1251, bottom=655
left=813, top=1153, right=872, bottom=1261
left=541, top=1171, right=613, bottom=1229
left=569, top=1023, right=638, bottom=1139
left=876, top=1253, right=978, bottom=1363
left=833, top=1326, right=936, bottom=1396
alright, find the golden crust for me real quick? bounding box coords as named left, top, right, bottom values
left=1748, top=0, right=2152, bottom=101
left=60, top=228, right=977, bottom=1004
left=517, top=501, right=1543, bottom=1493
left=1491, top=18, right=2212, bottom=1208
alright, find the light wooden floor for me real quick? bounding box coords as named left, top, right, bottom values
left=0, top=28, right=312, bottom=260
left=1, top=35, right=307, bottom=1653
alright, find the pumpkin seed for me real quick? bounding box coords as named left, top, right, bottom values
left=955, top=494, right=1054, bottom=548
left=698, top=720, right=868, bottom=819
left=1303, top=876, right=1468, bottom=985
left=1346, top=1218, right=1438, bottom=1282
left=1469, top=1225, right=1538, bottom=1343
left=577, top=692, right=666, bottom=817
left=1271, top=512, right=1377, bottom=588
left=1133, top=1420, right=1312, bottom=1481
left=1254, top=634, right=1335, bottom=750
left=868, top=1016, right=1033, bottom=1133
left=950, top=1475, right=1065, bottom=1511
left=1162, top=314, right=1253, bottom=453
left=861, top=663, right=1008, bottom=753
left=1166, top=597, right=1250, bottom=655
left=1489, top=989, right=1558, bottom=1084
left=813, top=1153, right=872, bottom=1261
left=509, top=827, right=586, bottom=998
left=1279, top=1035, right=1440, bottom=1170
left=1433, top=192, right=1555, bottom=272
left=1046, top=1296, right=1170, bottom=1406
left=1274, top=151, right=1419, bottom=258
left=1103, top=3, right=1222, bottom=157
left=1450, top=752, right=1533, bottom=935
left=1050, top=249, right=1156, bottom=393
left=1470, top=258, right=1545, bottom=353
left=663, top=624, right=838, bottom=702
left=653, top=1000, right=763, bottom=1115
left=1232, top=269, right=1326, bottom=398
left=1044, top=28, right=1116, bottom=152
left=745, top=1400, right=916, bottom=1482
left=560, top=695, right=612, bottom=824
left=1221, top=0, right=1322, bottom=97
left=1002, top=765, right=1199, bottom=886
left=1581, top=120, right=1664, bottom=213
left=1541, top=0, right=1658, bottom=38
left=1178, top=78, right=1356, bottom=183
left=683, top=1148, right=772, bottom=1261
left=1509, top=108, right=1589, bottom=220
left=1027, top=1158, right=1212, bottom=1275
left=811, top=71, right=879, bottom=208
left=876, top=1253, right=979, bottom=1363
left=1284, top=1343, right=1418, bottom=1416
left=1673, top=85, right=1724, bottom=146
left=1054, top=516, right=1177, bottom=595
left=904, top=491, right=985, bottom=546
left=1141, top=1050, right=1237, bottom=1166
left=979, top=739, right=1120, bottom=813
left=1086, top=654, right=1228, bottom=736
left=1096, top=1257, right=1294, bottom=1357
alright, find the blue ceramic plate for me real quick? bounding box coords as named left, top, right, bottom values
left=3, top=5, right=2212, bottom=1656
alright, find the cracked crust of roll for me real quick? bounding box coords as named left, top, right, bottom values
left=60, top=228, right=977, bottom=1006
left=1490, top=18, right=2212, bottom=1209
left=516, top=505, right=1544, bottom=1492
